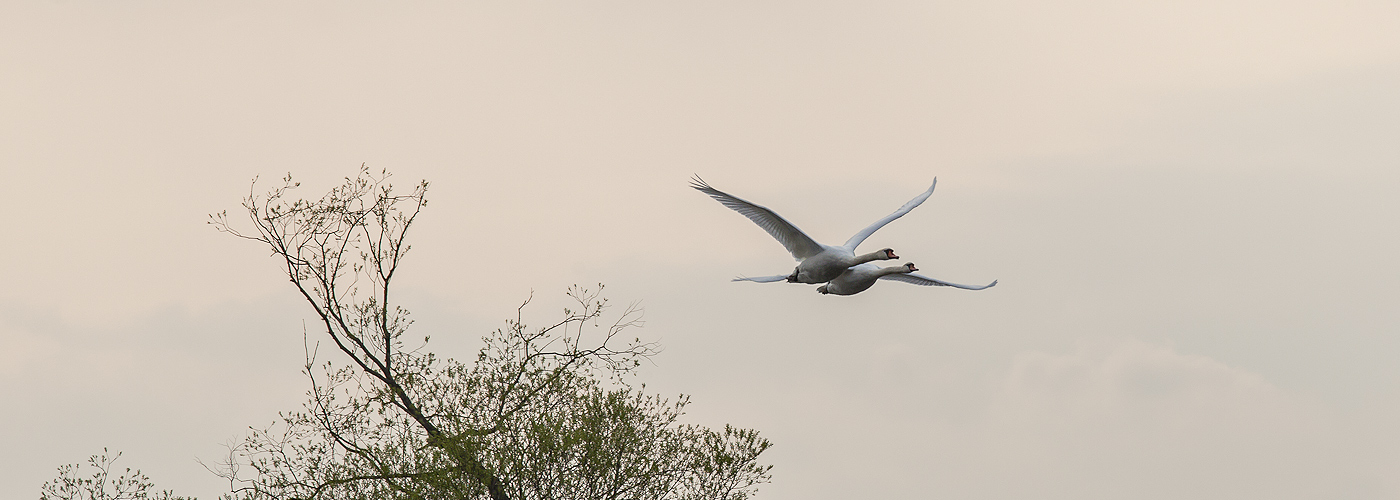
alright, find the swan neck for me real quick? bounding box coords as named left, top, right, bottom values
left=878, top=266, right=911, bottom=277
left=855, top=251, right=889, bottom=264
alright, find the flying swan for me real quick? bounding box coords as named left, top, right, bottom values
left=815, top=263, right=998, bottom=295
left=691, top=176, right=937, bottom=284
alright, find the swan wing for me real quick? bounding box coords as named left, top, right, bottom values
left=732, top=274, right=790, bottom=283
left=879, top=272, right=997, bottom=290
left=841, top=179, right=936, bottom=250
left=692, top=176, right=825, bottom=260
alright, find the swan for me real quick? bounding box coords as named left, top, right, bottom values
left=815, top=262, right=998, bottom=295
left=692, top=176, right=936, bottom=284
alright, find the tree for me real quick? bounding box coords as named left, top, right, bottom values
left=207, top=167, right=772, bottom=500
left=40, top=449, right=189, bottom=500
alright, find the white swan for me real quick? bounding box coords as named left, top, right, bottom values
left=692, top=176, right=936, bottom=284
left=815, top=263, right=998, bottom=295
left=816, top=263, right=918, bottom=295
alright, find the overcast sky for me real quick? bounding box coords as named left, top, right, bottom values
left=3, top=1, right=1399, bottom=498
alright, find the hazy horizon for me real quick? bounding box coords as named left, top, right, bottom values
left=3, top=1, right=1399, bottom=498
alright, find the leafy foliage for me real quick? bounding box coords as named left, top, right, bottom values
left=41, top=449, right=190, bottom=500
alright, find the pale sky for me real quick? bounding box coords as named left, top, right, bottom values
left=3, top=1, right=1399, bottom=498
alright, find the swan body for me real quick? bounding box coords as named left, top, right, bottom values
left=693, top=176, right=936, bottom=284
left=817, top=262, right=919, bottom=295
left=816, top=262, right=998, bottom=295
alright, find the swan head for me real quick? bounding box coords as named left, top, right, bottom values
left=785, top=267, right=800, bottom=283
left=816, top=284, right=830, bottom=294
left=882, top=248, right=898, bottom=260
left=905, top=263, right=918, bottom=272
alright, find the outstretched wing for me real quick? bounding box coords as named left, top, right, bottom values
left=880, top=272, right=997, bottom=290
left=732, top=274, right=790, bottom=283
left=841, top=179, right=937, bottom=251
left=691, top=176, right=825, bottom=260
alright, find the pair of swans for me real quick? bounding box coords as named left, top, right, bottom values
left=691, top=177, right=996, bottom=296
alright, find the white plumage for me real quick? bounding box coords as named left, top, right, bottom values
left=692, top=176, right=936, bottom=284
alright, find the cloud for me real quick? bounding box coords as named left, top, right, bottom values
left=999, top=339, right=1288, bottom=425
left=952, top=339, right=1396, bottom=499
